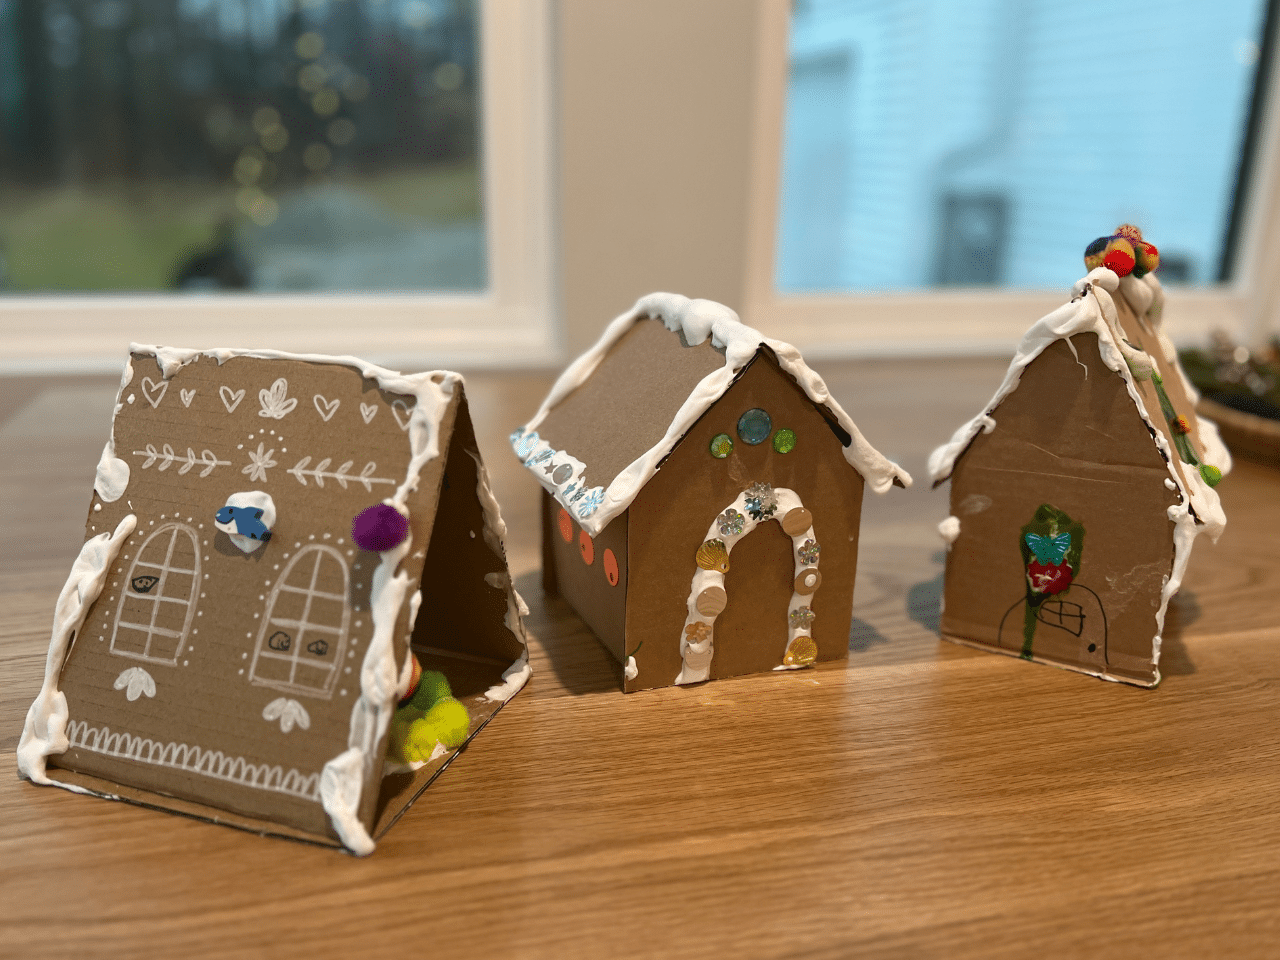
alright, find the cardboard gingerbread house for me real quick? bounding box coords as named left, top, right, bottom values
left=18, top=346, right=530, bottom=854
left=510, top=293, right=910, bottom=691
left=928, top=228, right=1230, bottom=686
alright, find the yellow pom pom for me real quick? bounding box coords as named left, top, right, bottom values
left=424, top=698, right=472, bottom=750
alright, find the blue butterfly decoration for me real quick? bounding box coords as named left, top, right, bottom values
left=216, top=505, right=272, bottom=542
left=1024, top=531, right=1070, bottom=565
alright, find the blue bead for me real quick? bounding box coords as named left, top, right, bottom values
left=737, top=408, right=772, bottom=445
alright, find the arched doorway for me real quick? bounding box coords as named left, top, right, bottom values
left=675, top=484, right=822, bottom=684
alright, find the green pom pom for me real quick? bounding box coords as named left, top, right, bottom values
left=409, top=669, right=453, bottom=712
left=1199, top=463, right=1222, bottom=487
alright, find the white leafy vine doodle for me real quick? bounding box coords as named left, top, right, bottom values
left=288, top=457, right=396, bottom=490
left=134, top=444, right=230, bottom=477
left=258, top=378, right=298, bottom=419
left=263, top=697, right=311, bottom=733
left=113, top=666, right=156, bottom=701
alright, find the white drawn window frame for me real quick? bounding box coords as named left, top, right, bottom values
left=738, top=2, right=1280, bottom=356
left=0, top=0, right=557, bottom=374
left=111, top=522, right=201, bottom=666
left=250, top=544, right=351, bottom=700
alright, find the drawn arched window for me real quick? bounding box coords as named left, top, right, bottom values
left=250, top=544, right=350, bottom=699
left=111, top=523, right=201, bottom=665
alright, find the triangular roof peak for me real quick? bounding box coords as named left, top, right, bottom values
left=928, top=267, right=1229, bottom=543
left=513, top=293, right=911, bottom=537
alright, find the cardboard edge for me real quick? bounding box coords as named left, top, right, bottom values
left=939, top=632, right=1159, bottom=688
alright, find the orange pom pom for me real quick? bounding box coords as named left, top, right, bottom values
left=1132, top=240, right=1159, bottom=277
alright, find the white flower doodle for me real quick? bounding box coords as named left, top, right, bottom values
left=263, top=697, right=311, bottom=733
left=242, top=442, right=277, bottom=483
left=258, top=378, right=298, bottom=419
left=113, top=667, right=156, bottom=701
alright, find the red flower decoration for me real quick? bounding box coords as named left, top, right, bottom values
left=1026, top=560, right=1073, bottom=596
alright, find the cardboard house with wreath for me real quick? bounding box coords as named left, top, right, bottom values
left=18, top=346, right=530, bottom=854
left=928, top=227, right=1230, bottom=686
left=510, top=293, right=911, bottom=692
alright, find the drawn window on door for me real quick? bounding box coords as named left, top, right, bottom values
left=110, top=523, right=201, bottom=665
left=250, top=545, right=350, bottom=700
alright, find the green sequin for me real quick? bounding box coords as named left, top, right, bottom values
left=773, top=428, right=796, bottom=454
left=709, top=433, right=734, bottom=459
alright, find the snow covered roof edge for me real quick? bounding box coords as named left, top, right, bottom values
left=925, top=268, right=1229, bottom=522
left=512, top=293, right=912, bottom=538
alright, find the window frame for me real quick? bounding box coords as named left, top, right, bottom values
left=0, top=0, right=557, bottom=374
left=741, top=2, right=1280, bottom=354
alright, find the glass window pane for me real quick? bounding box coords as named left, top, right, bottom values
left=777, top=0, right=1271, bottom=291
left=0, top=0, right=484, bottom=293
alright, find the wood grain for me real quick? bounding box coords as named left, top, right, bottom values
left=2, top=359, right=1278, bottom=960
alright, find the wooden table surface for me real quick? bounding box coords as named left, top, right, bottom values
left=1, top=359, right=1277, bottom=959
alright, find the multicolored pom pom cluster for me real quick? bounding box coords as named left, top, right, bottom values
left=1084, top=224, right=1160, bottom=278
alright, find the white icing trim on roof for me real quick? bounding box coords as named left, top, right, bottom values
left=516, top=293, right=911, bottom=537
left=926, top=268, right=1227, bottom=678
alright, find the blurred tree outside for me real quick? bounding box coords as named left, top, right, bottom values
left=0, top=0, right=485, bottom=292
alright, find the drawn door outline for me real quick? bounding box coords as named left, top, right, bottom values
left=675, top=486, right=821, bottom=684
left=250, top=544, right=350, bottom=699
left=110, top=522, right=201, bottom=665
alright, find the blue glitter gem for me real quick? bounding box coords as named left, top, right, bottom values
left=737, top=408, right=772, bottom=445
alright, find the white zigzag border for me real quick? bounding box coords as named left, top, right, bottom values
left=67, top=719, right=321, bottom=803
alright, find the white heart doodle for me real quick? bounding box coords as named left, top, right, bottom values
left=313, top=394, right=340, bottom=422
left=180, top=388, right=197, bottom=407
left=391, top=398, right=414, bottom=432
left=359, top=402, right=378, bottom=425
left=220, top=385, right=246, bottom=413
left=141, top=377, right=169, bottom=409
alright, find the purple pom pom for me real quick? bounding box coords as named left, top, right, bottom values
left=352, top=504, right=409, bottom=552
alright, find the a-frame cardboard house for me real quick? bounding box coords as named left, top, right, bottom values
left=929, top=237, right=1230, bottom=686
left=510, top=293, right=911, bottom=691
left=18, top=346, right=530, bottom=854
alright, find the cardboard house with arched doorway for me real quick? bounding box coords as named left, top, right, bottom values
left=18, top=346, right=530, bottom=854
left=510, top=293, right=911, bottom=691
left=928, top=240, right=1230, bottom=687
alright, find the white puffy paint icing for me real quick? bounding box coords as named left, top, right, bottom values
left=213, top=490, right=276, bottom=554
left=93, top=357, right=134, bottom=503
left=675, top=487, right=817, bottom=684
left=515, top=293, right=911, bottom=538
left=926, top=268, right=1228, bottom=680
left=937, top=516, right=961, bottom=546
left=624, top=656, right=638, bottom=682
left=18, top=514, right=137, bottom=785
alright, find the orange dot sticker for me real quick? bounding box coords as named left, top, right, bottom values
left=603, top=548, right=619, bottom=586
left=558, top=508, right=574, bottom=543
left=579, top=530, right=595, bottom=565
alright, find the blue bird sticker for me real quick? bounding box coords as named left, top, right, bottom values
left=1023, top=531, right=1070, bottom=566
left=215, top=505, right=273, bottom=542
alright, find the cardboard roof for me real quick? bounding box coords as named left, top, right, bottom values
left=511, top=293, right=912, bottom=537
left=19, top=345, right=530, bottom=855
